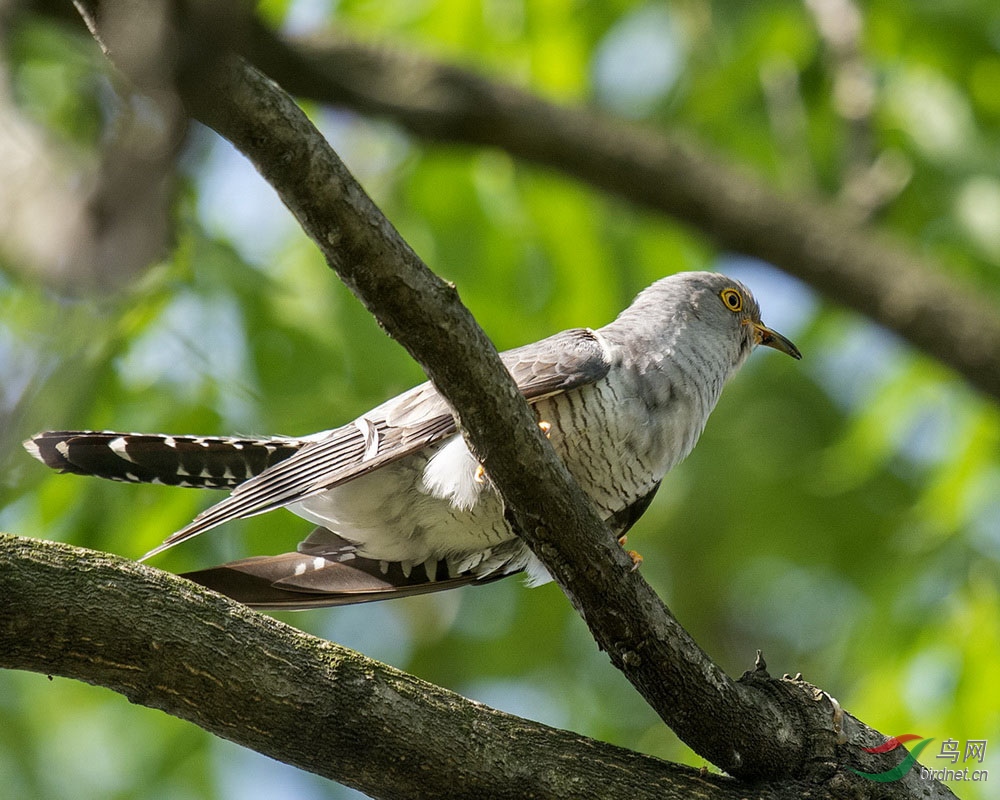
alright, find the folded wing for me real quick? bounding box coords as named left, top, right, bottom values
left=140, top=327, right=612, bottom=558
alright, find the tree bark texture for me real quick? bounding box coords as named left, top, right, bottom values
left=0, top=535, right=954, bottom=800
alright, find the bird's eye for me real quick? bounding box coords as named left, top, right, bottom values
left=720, top=288, right=743, bottom=312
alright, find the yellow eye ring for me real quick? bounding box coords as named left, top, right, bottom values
left=720, top=288, right=743, bottom=312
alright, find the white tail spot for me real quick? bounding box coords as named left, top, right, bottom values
left=109, top=436, right=137, bottom=463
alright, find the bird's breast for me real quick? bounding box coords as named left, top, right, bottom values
left=533, top=372, right=704, bottom=518
left=291, top=368, right=711, bottom=566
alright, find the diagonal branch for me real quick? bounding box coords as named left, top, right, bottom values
left=72, top=0, right=796, bottom=779
left=169, top=39, right=799, bottom=783
left=241, top=24, right=1000, bottom=403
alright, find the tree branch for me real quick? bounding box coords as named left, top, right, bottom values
left=159, top=30, right=801, bottom=781
left=241, top=24, right=1000, bottom=403
left=27, top=3, right=1000, bottom=400
left=0, top=534, right=953, bottom=799
left=0, top=535, right=759, bottom=800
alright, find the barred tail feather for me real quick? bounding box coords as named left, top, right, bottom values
left=24, top=430, right=303, bottom=490
left=183, top=550, right=506, bottom=610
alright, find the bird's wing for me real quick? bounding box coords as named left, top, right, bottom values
left=143, top=328, right=611, bottom=557
left=501, top=326, right=615, bottom=403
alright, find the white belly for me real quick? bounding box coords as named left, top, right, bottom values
left=291, top=375, right=702, bottom=566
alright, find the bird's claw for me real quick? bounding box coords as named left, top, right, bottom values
left=476, top=421, right=549, bottom=485
left=617, top=534, right=643, bottom=571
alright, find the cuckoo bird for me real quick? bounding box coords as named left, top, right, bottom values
left=26, top=271, right=800, bottom=608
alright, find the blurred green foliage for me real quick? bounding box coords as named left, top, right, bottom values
left=2, top=1, right=999, bottom=798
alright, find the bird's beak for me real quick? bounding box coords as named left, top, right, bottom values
left=754, top=322, right=802, bottom=360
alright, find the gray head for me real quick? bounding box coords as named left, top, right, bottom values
left=604, top=271, right=801, bottom=375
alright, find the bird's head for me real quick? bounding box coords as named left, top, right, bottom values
left=694, top=273, right=801, bottom=363
left=615, top=271, right=802, bottom=371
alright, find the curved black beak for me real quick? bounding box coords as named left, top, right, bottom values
left=754, top=322, right=802, bottom=360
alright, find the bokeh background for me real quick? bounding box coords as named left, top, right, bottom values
left=2, top=1, right=999, bottom=797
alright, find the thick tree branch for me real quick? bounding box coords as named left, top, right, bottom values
left=0, top=535, right=952, bottom=800
left=242, top=25, right=1000, bottom=403
left=0, top=535, right=766, bottom=800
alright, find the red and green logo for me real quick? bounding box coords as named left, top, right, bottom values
left=851, top=734, right=934, bottom=782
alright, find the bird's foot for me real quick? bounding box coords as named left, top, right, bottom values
left=617, top=534, right=643, bottom=571
left=474, top=422, right=550, bottom=485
